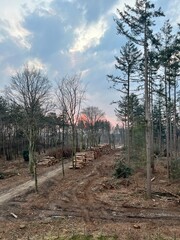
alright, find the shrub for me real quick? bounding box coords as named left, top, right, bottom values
left=47, top=147, right=74, bottom=159
left=49, top=148, right=63, bottom=159
left=63, top=147, right=73, bottom=158
left=0, top=172, right=5, bottom=179
left=22, top=150, right=29, bottom=162
left=171, top=159, right=180, bottom=179
left=113, top=160, right=132, bottom=179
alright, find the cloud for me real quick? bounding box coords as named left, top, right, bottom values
left=1, top=0, right=178, bottom=125
left=23, top=10, right=74, bottom=60
left=165, top=0, right=180, bottom=27
left=79, top=0, right=118, bottom=22
left=0, top=1, right=37, bottom=49
left=26, top=58, right=46, bottom=71
left=0, top=34, right=29, bottom=87
left=70, top=17, right=108, bottom=53
left=0, top=18, right=31, bottom=49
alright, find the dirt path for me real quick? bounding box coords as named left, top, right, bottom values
left=0, top=162, right=71, bottom=205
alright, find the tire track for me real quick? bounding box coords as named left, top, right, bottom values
left=54, top=159, right=122, bottom=222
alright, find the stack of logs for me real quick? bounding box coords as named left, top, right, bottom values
left=37, top=156, right=59, bottom=167
left=37, top=144, right=111, bottom=168
left=91, top=144, right=111, bottom=159
left=70, top=144, right=111, bottom=169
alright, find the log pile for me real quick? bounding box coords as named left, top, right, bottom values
left=90, top=147, right=101, bottom=159
left=85, top=151, right=95, bottom=162
left=38, top=145, right=112, bottom=169
left=99, top=144, right=111, bottom=155
left=69, top=152, right=87, bottom=169
left=91, top=144, right=111, bottom=159
left=69, top=144, right=111, bottom=169
left=38, top=156, right=59, bottom=167
left=73, top=152, right=86, bottom=169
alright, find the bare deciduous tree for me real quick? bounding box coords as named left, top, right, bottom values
left=55, top=74, right=85, bottom=168
left=5, top=64, right=51, bottom=191
left=81, top=106, right=105, bottom=147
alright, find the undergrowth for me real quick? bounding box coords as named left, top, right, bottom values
left=113, top=160, right=133, bottom=178
left=171, top=159, right=180, bottom=179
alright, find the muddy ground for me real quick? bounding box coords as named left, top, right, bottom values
left=0, top=150, right=180, bottom=240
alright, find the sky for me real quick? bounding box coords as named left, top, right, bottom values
left=0, top=0, right=179, bottom=126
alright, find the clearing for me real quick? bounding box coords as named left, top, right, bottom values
left=0, top=149, right=180, bottom=240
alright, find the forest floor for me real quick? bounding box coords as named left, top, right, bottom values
left=0, top=149, right=180, bottom=240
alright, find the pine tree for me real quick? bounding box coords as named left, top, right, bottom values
left=108, top=41, right=141, bottom=164
left=114, top=0, right=164, bottom=198
left=158, top=20, right=180, bottom=178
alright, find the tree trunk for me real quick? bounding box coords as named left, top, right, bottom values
left=165, top=69, right=170, bottom=179
left=72, top=124, right=76, bottom=168
left=158, top=98, right=162, bottom=154
left=173, top=81, right=177, bottom=160
left=144, top=23, right=151, bottom=198
left=150, top=78, right=155, bottom=173
left=169, top=82, right=172, bottom=169
left=61, top=112, right=65, bottom=177
left=127, top=72, right=130, bottom=165
left=29, top=127, right=38, bottom=192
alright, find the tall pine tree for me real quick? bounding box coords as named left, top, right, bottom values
left=108, top=41, right=141, bottom=164
left=114, top=0, right=164, bottom=198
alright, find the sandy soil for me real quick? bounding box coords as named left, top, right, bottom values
left=0, top=150, right=180, bottom=240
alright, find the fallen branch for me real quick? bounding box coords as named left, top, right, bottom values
left=10, top=212, right=18, bottom=218
left=161, top=188, right=180, bottom=202
left=151, top=177, right=156, bottom=182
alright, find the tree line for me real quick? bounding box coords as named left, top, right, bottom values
left=0, top=66, right=124, bottom=190
left=108, top=0, right=180, bottom=198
